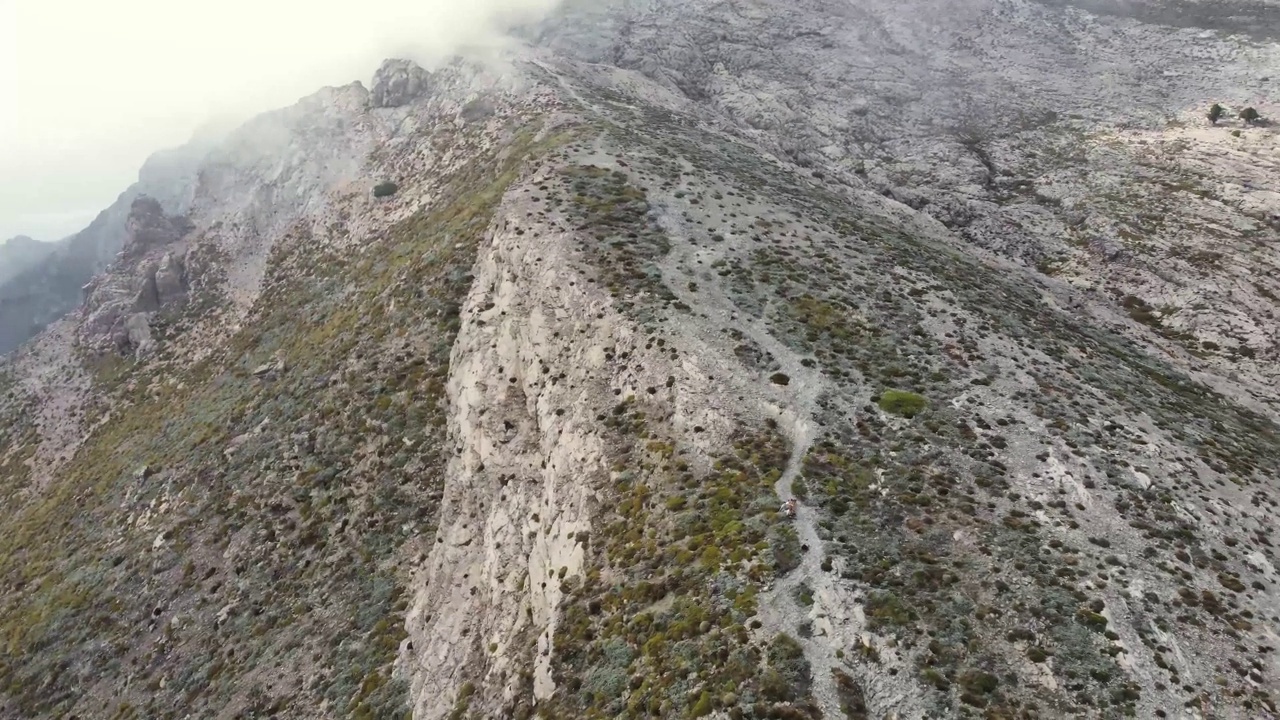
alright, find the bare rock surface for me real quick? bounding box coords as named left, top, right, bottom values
left=371, top=58, right=435, bottom=108
left=77, top=197, right=195, bottom=355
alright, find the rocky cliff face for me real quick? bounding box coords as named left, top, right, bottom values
left=77, top=197, right=196, bottom=356
left=0, top=136, right=209, bottom=356
left=371, top=58, right=435, bottom=108
left=1, top=1, right=1279, bottom=719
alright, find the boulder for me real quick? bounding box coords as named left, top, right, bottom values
left=370, top=59, right=433, bottom=108
left=153, top=250, right=188, bottom=304
left=252, top=357, right=286, bottom=379
left=125, top=313, right=155, bottom=355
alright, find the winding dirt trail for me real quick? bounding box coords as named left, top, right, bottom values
left=647, top=179, right=845, bottom=718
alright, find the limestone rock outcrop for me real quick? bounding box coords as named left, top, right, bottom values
left=77, top=197, right=194, bottom=355
left=370, top=58, right=434, bottom=108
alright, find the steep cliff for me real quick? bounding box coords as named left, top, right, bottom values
left=1, top=1, right=1279, bottom=719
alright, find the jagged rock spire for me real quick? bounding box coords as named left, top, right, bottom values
left=370, top=58, right=433, bottom=108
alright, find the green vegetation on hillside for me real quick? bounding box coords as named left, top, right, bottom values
left=877, top=390, right=928, bottom=418
left=0, top=113, right=574, bottom=719
left=540, top=422, right=816, bottom=720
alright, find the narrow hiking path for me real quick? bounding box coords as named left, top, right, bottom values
left=757, top=413, right=845, bottom=717
left=520, top=88, right=931, bottom=719
left=643, top=163, right=932, bottom=720
left=648, top=178, right=847, bottom=719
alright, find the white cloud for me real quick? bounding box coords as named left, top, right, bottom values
left=0, top=0, right=562, bottom=241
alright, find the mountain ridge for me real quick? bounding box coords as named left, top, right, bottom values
left=1, top=1, right=1279, bottom=718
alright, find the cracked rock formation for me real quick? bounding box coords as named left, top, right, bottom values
left=371, top=58, right=434, bottom=108
left=77, top=197, right=195, bottom=355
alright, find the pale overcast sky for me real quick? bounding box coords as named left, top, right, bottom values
left=0, top=0, right=560, bottom=242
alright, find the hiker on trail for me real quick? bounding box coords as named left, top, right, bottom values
left=783, top=498, right=797, bottom=518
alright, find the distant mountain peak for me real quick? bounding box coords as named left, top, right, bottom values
left=3, top=235, right=40, bottom=248
left=0, top=234, right=58, bottom=290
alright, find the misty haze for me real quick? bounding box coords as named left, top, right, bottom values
left=0, top=0, right=562, bottom=243
left=0, top=0, right=1278, bottom=718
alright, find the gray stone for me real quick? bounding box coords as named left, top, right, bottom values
left=252, top=358, right=286, bottom=378
left=76, top=197, right=194, bottom=355
left=153, top=251, right=188, bottom=304
left=370, top=59, right=433, bottom=108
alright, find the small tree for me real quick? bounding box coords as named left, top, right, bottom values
left=1241, top=107, right=1261, bottom=125
left=1208, top=103, right=1224, bottom=125
left=372, top=181, right=400, bottom=198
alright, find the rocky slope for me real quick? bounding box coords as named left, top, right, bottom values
left=1, top=1, right=1279, bottom=719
